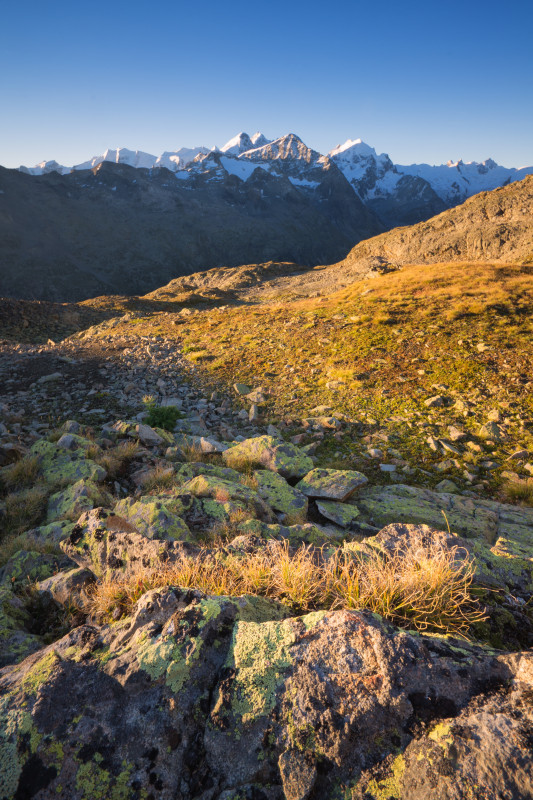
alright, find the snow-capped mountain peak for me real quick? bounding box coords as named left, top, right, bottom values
left=19, top=159, right=70, bottom=176
left=73, top=147, right=157, bottom=171
left=221, top=131, right=272, bottom=155
left=328, top=138, right=376, bottom=159
left=221, top=132, right=255, bottom=155
left=154, top=147, right=210, bottom=172
left=15, top=133, right=533, bottom=228
left=241, top=133, right=320, bottom=165
left=250, top=131, right=270, bottom=147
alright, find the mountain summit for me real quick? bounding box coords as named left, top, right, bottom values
left=18, top=131, right=532, bottom=229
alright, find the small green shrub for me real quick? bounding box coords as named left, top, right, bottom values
left=142, top=399, right=184, bottom=432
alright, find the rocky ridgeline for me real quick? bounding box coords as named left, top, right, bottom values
left=1, top=333, right=533, bottom=799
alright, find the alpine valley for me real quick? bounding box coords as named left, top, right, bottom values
left=2, top=132, right=532, bottom=301
left=0, top=146, right=532, bottom=799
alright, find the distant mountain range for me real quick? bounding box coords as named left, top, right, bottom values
left=18, top=131, right=533, bottom=227
left=1, top=132, right=531, bottom=302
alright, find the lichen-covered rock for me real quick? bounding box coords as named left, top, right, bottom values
left=36, top=567, right=95, bottom=606
left=46, top=479, right=108, bottom=523
left=180, top=474, right=271, bottom=520
left=55, top=433, right=94, bottom=452
left=174, top=461, right=243, bottom=484
left=254, top=470, right=308, bottom=517
left=30, top=440, right=106, bottom=485
left=296, top=467, right=368, bottom=500
left=113, top=497, right=192, bottom=541
left=23, top=520, right=76, bottom=547
left=0, top=550, right=70, bottom=589
left=354, top=486, right=533, bottom=596
left=1, top=595, right=524, bottom=800
left=0, top=583, right=42, bottom=668
left=223, top=435, right=314, bottom=479
left=316, top=499, right=360, bottom=528
left=60, top=508, right=195, bottom=579
left=362, top=654, right=533, bottom=799
left=134, top=491, right=246, bottom=534
left=238, top=518, right=346, bottom=546
left=174, top=433, right=228, bottom=453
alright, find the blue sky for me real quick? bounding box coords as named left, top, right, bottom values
left=1, top=0, right=532, bottom=169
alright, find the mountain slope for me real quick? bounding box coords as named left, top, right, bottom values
left=0, top=158, right=382, bottom=302
left=19, top=132, right=533, bottom=232
left=339, top=174, right=533, bottom=274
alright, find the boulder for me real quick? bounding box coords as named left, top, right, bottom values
left=136, top=423, right=164, bottom=447
left=60, top=508, right=194, bottom=579
left=296, top=468, right=368, bottom=501
left=113, top=497, right=192, bottom=541
left=223, top=436, right=314, bottom=479
left=30, top=440, right=106, bottom=485
left=1, top=595, right=525, bottom=800
left=254, top=470, right=308, bottom=517
left=36, top=567, right=94, bottom=606
left=180, top=474, right=270, bottom=519
left=46, top=479, right=107, bottom=523
left=316, top=499, right=360, bottom=528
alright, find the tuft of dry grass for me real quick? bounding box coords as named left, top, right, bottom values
left=141, top=465, right=175, bottom=493
left=201, top=508, right=253, bottom=546
left=328, top=538, right=484, bottom=635
left=502, top=478, right=533, bottom=506
left=0, top=533, right=62, bottom=568
left=85, top=537, right=485, bottom=637
left=95, top=440, right=140, bottom=478
left=283, top=508, right=309, bottom=526
left=1, top=455, right=41, bottom=489
left=3, top=485, right=49, bottom=536
left=181, top=443, right=209, bottom=463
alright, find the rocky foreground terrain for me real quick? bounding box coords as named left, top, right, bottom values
left=0, top=291, right=531, bottom=797
left=0, top=180, right=533, bottom=799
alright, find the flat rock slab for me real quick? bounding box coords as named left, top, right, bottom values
left=296, top=468, right=368, bottom=501
left=316, top=500, right=360, bottom=528
left=223, top=436, right=314, bottom=479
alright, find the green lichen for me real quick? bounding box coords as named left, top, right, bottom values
left=227, top=618, right=296, bottom=723
left=364, top=753, right=405, bottom=800
left=21, top=651, right=60, bottom=694
left=75, top=760, right=133, bottom=800
left=0, top=700, right=41, bottom=798
left=137, top=597, right=222, bottom=693
left=253, top=470, right=308, bottom=516
left=428, top=722, right=454, bottom=747
left=114, top=497, right=191, bottom=541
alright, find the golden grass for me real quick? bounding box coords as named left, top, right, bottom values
left=94, top=440, right=140, bottom=478
left=1, top=456, right=41, bottom=489
left=0, top=533, right=62, bottom=568
left=337, top=262, right=533, bottom=314
left=3, top=486, right=49, bottom=536
left=86, top=536, right=485, bottom=638
left=181, top=443, right=209, bottom=463
left=140, top=465, right=175, bottom=493
left=502, top=478, right=533, bottom=506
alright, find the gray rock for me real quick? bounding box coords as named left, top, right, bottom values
left=136, top=423, right=164, bottom=446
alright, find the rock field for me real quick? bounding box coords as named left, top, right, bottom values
left=1, top=321, right=532, bottom=800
